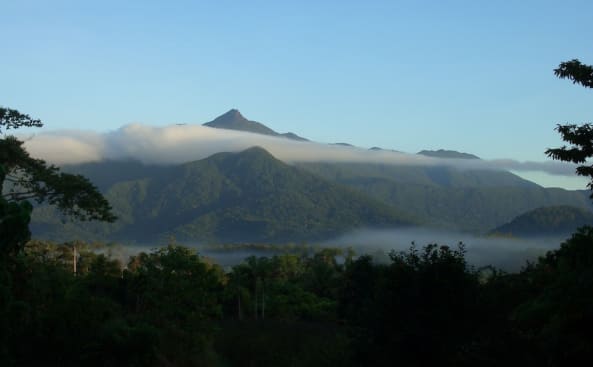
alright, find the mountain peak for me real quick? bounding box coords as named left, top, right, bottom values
left=418, top=149, right=480, bottom=160
left=209, top=109, right=249, bottom=124
left=222, top=108, right=246, bottom=120
left=204, top=109, right=277, bottom=136
left=203, top=109, right=309, bottom=141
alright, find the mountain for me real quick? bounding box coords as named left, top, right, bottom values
left=489, top=205, right=593, bottom=237
left=418, top=149, right=480, bottom=160
left=203, top=109, right=308, bottom=141
left=296, top=162, right=591, bottom=232
left=297, top=161, right=537, bottom=189
left=332, top=143, right=354, bottom=147
left=31, top=147, right=413, bottom=243
left=369, top=147, right=401, bottom=153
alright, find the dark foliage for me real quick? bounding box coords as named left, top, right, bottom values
left=0, top=108, right=115, bottom=221
left=546, top=59, right=593, bottom=196
left=0, top=107, right=42, bottom=133
left=2, top=234, right=593, bottom=366
left=0, top=107, right=115, bottom=260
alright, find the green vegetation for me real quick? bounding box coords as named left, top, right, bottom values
left=490, top=205, right=593, bottom=237
left=31, top=149, right=592, bottom=242
left=297, top=161, right=590, bottom=232
left=546, top=59, right=593, bottom=195
left=2, top=234, right=593, bottom=366
left=32, top=147, right=413, bottom=243
left=0, top=107, right=115, bottom=223
left=0, top=107, right=115, bottom=260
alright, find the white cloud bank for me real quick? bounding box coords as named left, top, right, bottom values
left=22, top=123, right=580, bottom=177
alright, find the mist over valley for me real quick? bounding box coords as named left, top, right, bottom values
left=24, top=110, right=593, bottom=272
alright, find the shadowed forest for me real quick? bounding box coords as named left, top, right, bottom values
left=1, top=233, right=593, bottom=366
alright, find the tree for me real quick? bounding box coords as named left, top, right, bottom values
left=0, top=108, right=43, bottom=133
left=540, top=60, right=593, bottom=362
left=514, top=227, right=593, bottom=365
left=339, top=244, right=484, bottom=366
left=0, top=107, right=115, bottom=256
left=545, top=59, right=593, bottom=195
left=124, top=245, right=223, bottom=365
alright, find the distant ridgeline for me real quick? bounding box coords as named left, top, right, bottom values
left=30, top=110, right=593, bottom=243
left=294, top=161, right=590, bottom=233
left=489, top=205, right=593, bottom=237
left=417, top=149, right=480, bottom=160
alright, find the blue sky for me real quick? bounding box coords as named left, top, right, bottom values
left=1, top=0, right=592, bottom=187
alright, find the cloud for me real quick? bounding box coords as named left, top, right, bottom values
left=22, top=123, right=580, bottom=176
left=23, top=130, right=105, bottom=165
left=480, top=159, right=577, bottom=176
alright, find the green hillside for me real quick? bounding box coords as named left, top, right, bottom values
left=296, top=161, right=535, bottom=188
left=32, top=153, right=592, bottom=242
left=31, top=147, right=412, bottom=243
left=296, top=162, right=591, bottom=232
left=490, top=205, right=593, bottom=237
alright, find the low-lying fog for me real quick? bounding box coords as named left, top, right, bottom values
left=321, top=227, right=567, bottom=272
left=106, top=227, right=569, bottom=272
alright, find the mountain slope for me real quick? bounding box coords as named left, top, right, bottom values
left=203, top=109, right=308, bottom=141
left=489, top=205, right=593, bottom=237
left=418, top=149, right=480, bottom=159
left=297, top=161, right=538, bottom=189
left=32, top=147, right=413, bottom=243
left=296, top=162, right=591, bottom=232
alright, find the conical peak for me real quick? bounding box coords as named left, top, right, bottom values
left=203, top=109, right=307, bottom=141
left=221, top=109, right=245, bottom=120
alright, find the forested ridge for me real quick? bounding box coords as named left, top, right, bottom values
left=30, top=150, right=592, bottom=242
left=297, top=161, right=592, bottom=232
left=490, top=205, right=593, bottom=237
left=31, top=147, right=414, bottom=244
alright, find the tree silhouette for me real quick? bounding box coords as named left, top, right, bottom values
left=0, top=107, right=115, bottom=257
left=545, top=60, right=593, bottom=195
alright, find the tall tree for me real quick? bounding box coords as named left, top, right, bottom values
left=0, top=107, right=115, bottom=256
left=545, top=59, right=593, bottom=195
